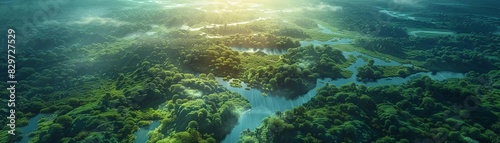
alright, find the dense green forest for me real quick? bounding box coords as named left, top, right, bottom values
left=0, top=0, right=498, bottom=142
left=356, top=59, right=427, bottom=81
left=355, top=35, right=500, bottom=73
left=0, top=24, right=250, bottom=142
left=238, top=44, right=356, bottom=99
left=240, top=71, right=500, bottom=142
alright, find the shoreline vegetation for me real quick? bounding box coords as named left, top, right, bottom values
left=356, top=59, right=428, bottom=81
left=239, top=71, right=500, bottom=143
left=0, top=0, right=498, bottom=143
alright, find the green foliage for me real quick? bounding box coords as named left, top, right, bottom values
left=356, top=38, right=407, bottom=56
left=420, top=97, right=435, bottom=109
left=157, top=128, right=207, bottom=143
left=58, top=105, right=74, bottom=115
left=356, top=65, right=382, bottom=80
left=271, top=28, right=310, bottom=38
left=375, top=136, right=396, bottom=143
left=239, top=44, right=354, bottom=99
left=55, top=115, right=74, bottom=127
left=188, top=121, right=198, bottom=129
left=311, top=4, right=408, bottom=38
left=79, top=132, right=119, bottom=143
left=225, top=34, right=301, bottom=49
left=368, top=59, right=375, bottom=67
left=182, top=45, right=241, bottom=77
left=356, top=35, right=500, bottom=73
left=6, top=2, right=499, bottom=143
left=357, top=63, right=426, bottom=81
left=397, top=69, right=410, bottom=77
left=241, top=71, right=500, bottom=142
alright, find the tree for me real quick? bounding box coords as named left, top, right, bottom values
left=275, top=111, right=282, bottom=118
left=25, top=101, right=45, bottom=113
left=101, top=93, right=112, bottom=107
left=368, top=59, right=375, bottom=67
left=173, top=73, right=184, bottom=81
left=207, top=73, right=215, bottom=80
left=294, top=106, right=306, bottom=117
left=67, top=98, right=83, bottom=108
left=170, top=84, right=185, bottom=93
left=421, top=97, right=435, bottom=109
left=58, top=105, right=73, bottom=114
left=198, top=108, right=208, bottom=118
left=268, top=117, right=286, bottom=139
left=199, top=73, right=207, bottom=79
left=55, top=115, right=73, bottom=127
left=188, top=121, right=198, bottom=129
left=269, top=78, right=278, bottom=86
left=397, top=69, right=409, bottom=77
left=48, top=123, right=65, bottom=139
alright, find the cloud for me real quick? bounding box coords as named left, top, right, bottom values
left=71, top=16, right=127, bottom=26
left=392, top=0, right=422, bottom=5
left=303, top=3, right=342, bottom=11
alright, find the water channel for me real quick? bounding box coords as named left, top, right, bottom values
left=220, top=50, right=464, bottom=143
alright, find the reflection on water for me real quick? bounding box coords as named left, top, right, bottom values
left=180, top=17, right=270, bottom=31
left=133, top=121, right=160, bottom=143
left=300, top=38, right=353, bottom=46
left=18, top=114, right=51, bottom=143
left=230, top=38, right=354, bottom=55
left=379, top=9, right=416, bottom=20
left=230, top=47, right=287, bottom=55
left=317, top=24, right=335, bottom=34
left=220, top=51, right=464, bottom=143
left=343, top=51, right=412, bottom=67
left=408, top=30, right=455, bottom=36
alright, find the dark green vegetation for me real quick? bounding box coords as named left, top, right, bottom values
left=180, top=42, right=356, bottom=99
left=0, top=0, right=498, bottom=142
left=415, top=8, right=497, bottom=34
left=355, top=35, right=500, bottom=73
left=239, top=45, right=355, bottom=99
left=0, top=3, right=255, bottom=141
left=0, top=23, right=250, bottom=142
left=0, top=0, right=357, bottom=141
left=356, top=59, right=427, bottom=81
left=240, top=71, right=500, bottom=142
left=307, top=0, right=500, bottom=74
left=314, top=0, right=500, bottom=74
left=202, top=22, right=311, bottom=40
left=237, top=0, right=500, bottom=143
left=308, top=2, right=408, bottom=38
left=181, top=44, right=242, bottom=77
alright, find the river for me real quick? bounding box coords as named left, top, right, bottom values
left=408, top=30, right=456, bottom=36
left=379, top=9, right=416, bottom=20
left=180, top=17, right=271, bottom=32
left=219, top=51, right=464, bottom=143
left=137, top=35, right=459, bottom=142
left=317, top=24, right=335, bottom=34
left=300, top=38, right=353, bottom=46
left=130, top=36, right=463, bottom=143
left=17, top=114, right=51, bottom=143
left=133, top=121, right=161, bottom=143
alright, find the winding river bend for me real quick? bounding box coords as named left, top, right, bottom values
left=17, top=114, right=51, bottom=143
left=219, top=50, right=464, bottom=143
left=127, top=39, right=464, bottom=143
